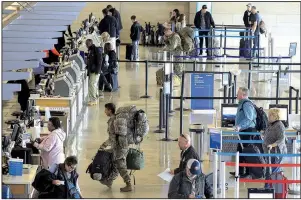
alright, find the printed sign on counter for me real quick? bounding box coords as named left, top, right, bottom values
left=190, top=73, right=214, bottom=110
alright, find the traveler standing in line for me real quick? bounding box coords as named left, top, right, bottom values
left=194, top=5, right=215, bottom=56
left=249, top=6, right=260, bottom=58
left=262, top=109, right=287, bottom=179
left=243, top=3, right=252, bottom=28
left=86, top=39, right=103, bottom=105
left=176, top=14, right=186, bottom=32
left=229, top=87, right=257, bottom=177
left=170, top=9, right=180, bottom=32
left=98, top=8, right=118, bottom=51
left=168, top=159, right=213, bottom=199
left=33, top=117, right=66, bottom=169
left=107, top=5, right=123, bottom=36
left=169, top=133, right=200, bottom=175
left=130, top=15, right=142, bottom=61
left=99, top=103, right=133, bottom=192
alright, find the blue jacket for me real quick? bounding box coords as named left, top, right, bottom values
left=235, top=99, right=256, bottom=131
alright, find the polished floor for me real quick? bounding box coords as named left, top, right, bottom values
left=2, top=45, right=300, bottom=198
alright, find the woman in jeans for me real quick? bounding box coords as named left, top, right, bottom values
left=261, top=108, right=287, bottom=179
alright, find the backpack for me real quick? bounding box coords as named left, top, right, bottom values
left=259, top=20, right=267, bottom=35
left=178, top=27, right=194, bottom=53
left=241, top=101, right=268, bottom=132
left=114, top=105, right=149, bottom=145
left=86, top=150, right=114, bottom=181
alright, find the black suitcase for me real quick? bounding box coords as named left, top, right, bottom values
left=99, top=73, right=118, bottom=92
left=126, top=44, right=132, bottom=60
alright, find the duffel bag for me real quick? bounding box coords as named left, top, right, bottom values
left=126, top=148, right=145, bottom=170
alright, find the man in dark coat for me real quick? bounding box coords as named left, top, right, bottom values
left=243, top=3, right=252, bottom=28
left=98, top=8, right=118, bottom=50
left=107, top=5, right=123, bottom=34
left=86, top=39, right=103, bottom=105
left=194, top=5, right=215, bottom=56
left=170, top=133, right=200, bottom=175
left=168, top=159, right=213, bottom=199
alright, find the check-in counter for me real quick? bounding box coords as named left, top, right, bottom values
left=2, top=164, right=38, bottom=198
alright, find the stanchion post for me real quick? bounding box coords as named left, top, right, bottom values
left=193, top=59, right=196, bottom=71
left=213, top=151, right=218, bottom=198
left=292, top=140, right=297, bottom=191
left=223, top=85, right=227, bottom=104
left=228, top=73, right=232, bottom=103
left=234, top=151, right=240, bottom=199
left=224, top=27, right=227, bottom=56
left=295, top=89, right=299, bottom=114
left=248, top=62, right=252, bottom=90
left=179, top=71, right=185, bottom=135
left=154, top=88, right=165, bottom=133
left=289, top=86, right=293, bottom=114
left=160, top=93, right=173, bottom=141
left=276, top=70, right=280, bottom=104
left=257, top=34, right=260, bottom=66
left=140, top=60, right=151, bottom=98
left=221, top=161, right=226, bottom=198
left=169, top=55, right=175, bottom=114
left=233, top=75, right=237, bottom=103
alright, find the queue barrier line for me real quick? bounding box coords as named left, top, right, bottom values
left=194, top=29, right=251, bottom=33
left=239, top=179, right=300, bottom=184
left=222, top=131, right=297, bottom=136
left=297, top=140, right=301, bottom=143
left=216, top=152, right=300, bottom=157
left=223, top=140, right=263, bottom=144
left=225, top=162, right=300, bottom=168
left=226, top=55, right=292, bottom=59
left=195, top=35, right=255, bottom=38
left=195, top=47, right=264, bottom=50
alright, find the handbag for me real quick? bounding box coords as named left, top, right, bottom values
left=126, top=147, right=145, bottom=170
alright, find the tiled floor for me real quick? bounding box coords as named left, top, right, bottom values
left=2, top=45, right=300, bottom=198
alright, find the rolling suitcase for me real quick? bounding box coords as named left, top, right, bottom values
left=266, top=149, right=289, bottom=199
left=126, top=44, right=133, bottom=60
left=244, top=39, right=252, bottom=58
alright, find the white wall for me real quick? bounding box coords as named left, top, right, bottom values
left=211, top=2, right=301, bottom=63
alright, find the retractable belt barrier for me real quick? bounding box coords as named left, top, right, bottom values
left=225, top=162, right=300, bottom=168
left=216, top=152, right=300, bottom=157
left=222, top=131, right=297, bottom=136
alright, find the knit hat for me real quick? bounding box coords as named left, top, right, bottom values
left=187, top=159, right=202, bottom=175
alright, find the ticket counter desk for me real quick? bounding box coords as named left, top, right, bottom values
left=2, top=164, right=39, bottom=198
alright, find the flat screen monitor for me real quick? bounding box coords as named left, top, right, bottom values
left=248, top=188, right=274, bottom=199
left=11, top=124, right=20, bottom=142
left=269, top=104, right=289, bottom=128
left=221, top=104, right=238, bottom=127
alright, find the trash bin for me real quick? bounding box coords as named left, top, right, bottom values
left=189, top=124, right=205, bottom=161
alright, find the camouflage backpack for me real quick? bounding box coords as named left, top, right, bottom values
left=178, top=27, right=194, bottom=53
left=114, top=105, right=149, bottom=145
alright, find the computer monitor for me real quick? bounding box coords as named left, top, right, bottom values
left=221, top=104, right=238, bottom=127
left=248, top=188, right=274, bottom=199
left=11, top=124, right=20, bottom=142
left=269, top=104, right=289, bottom=128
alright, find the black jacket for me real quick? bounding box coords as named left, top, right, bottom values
left=110, top=8, right=123, bottom=31
left=194, top=11, right=215, bottom=30
left=243, top=10, right=251, bottom=27
left=168, top=171, right=213, bottom=199
left=130, top=21, right=142, bottom=41
left=87, top=44, right=102, bottom=74
left=38, top=164, right=79, bottom=199
left=98, top=15, right=119, bottom=38
left=174, top=146, right=200, bottom=174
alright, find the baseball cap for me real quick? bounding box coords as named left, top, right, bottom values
left=246, top=3, right=252, bottom=7
left=187, top=159, right=202, bottom=175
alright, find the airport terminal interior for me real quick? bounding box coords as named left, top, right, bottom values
left=2, top=1, right=301, bottom=199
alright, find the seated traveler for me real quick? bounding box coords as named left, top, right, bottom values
left=168, top=159, right=213, bottom=199
left=170, top=133, right=200, bottom=175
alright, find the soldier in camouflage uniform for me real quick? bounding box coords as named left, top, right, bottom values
left=99, top=103, right=132, bottom=192
left=162, top=23, right=183, bottom=77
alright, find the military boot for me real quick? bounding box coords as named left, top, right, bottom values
left=120, top=182, right=132, bottom=192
